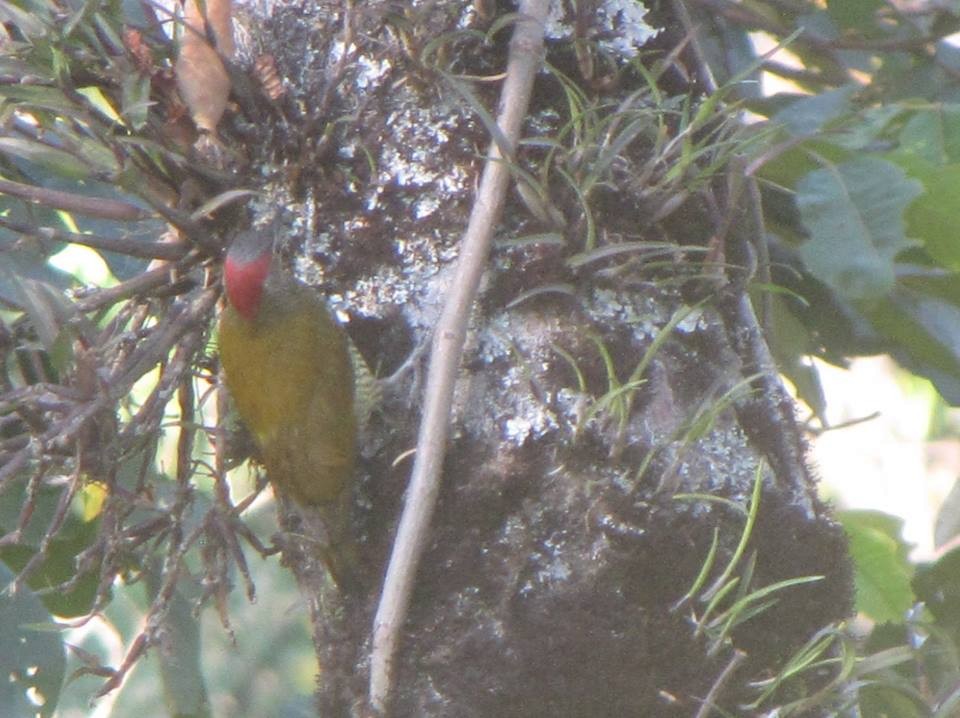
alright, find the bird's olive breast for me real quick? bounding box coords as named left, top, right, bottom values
left=219, top=298, right=328, bottom=446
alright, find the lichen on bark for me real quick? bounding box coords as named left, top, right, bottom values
left=229, top=0, right=853, bottom=713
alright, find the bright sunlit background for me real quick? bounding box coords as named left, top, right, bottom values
left=813, top=357, right=960, bottom=561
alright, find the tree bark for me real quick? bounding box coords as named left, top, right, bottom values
left=232, top=1, right=853, bottom=714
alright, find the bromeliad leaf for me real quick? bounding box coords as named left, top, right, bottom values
left=796, top=157, right=923, bottom=302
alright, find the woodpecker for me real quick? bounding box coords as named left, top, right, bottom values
left=218, top=229, right=356, bottom=508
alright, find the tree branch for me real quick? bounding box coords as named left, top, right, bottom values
left=0, top=177, right=150, bottom=221
left=368, top=2, right=549, bottom=713
left=0, top=218, right=188, bottom=261
left=694, top=649, right=746, bottom=718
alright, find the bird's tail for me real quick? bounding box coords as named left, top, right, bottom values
left=304, top=489, right=361, bottom=593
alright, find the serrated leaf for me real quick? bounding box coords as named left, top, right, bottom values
left=839, top=510, right=915, bottom=624
left=833, top=104, right=905, bottom=151
left=796, top=158, right=923, bottom=301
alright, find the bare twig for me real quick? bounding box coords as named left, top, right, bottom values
left=694, top=648, right=747, bottom=718
left=74, top=260, right=199, bottom=313
left=368, top=2, right=549, bottom=713
left=10, top=468, right=83, bottom=592
left=115, top=291, right=219, bottom=443
left=806, top=411, right=880, bottom=435
left=669, top=0, right=718, bottom=94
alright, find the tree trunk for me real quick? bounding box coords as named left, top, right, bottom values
left=235, top=1, right=853, bottom=714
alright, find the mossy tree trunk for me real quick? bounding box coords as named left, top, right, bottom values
left=229, top=1, right=853, bottom=715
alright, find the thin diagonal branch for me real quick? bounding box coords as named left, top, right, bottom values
left=0, top=218, right=188, bottom=261
left=694, top=648, right=746, bottom=718
left=0, top=177, right=151, bottom=221
left=368, top=1, right=549, bottom=712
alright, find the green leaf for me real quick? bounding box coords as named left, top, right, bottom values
left=897, top=265, right=960, bottom=308
left=677, top=4, right=759, bottom=96
left=0, top=0, right=50, bottom=38
left=771, top=85, right=856, bottom=136
left=899, top=105, right=960, bottom=165
left=0, top=562, right=66, bottom=718
left=765, top=295, right=827, bottom=421
left=757, top=137, right=853, bottom=197
left=839, top=510, right=915, bottom=624
left=0, top=58, right=52, bottom=84
left=833, top=104, right=905, bottom=151
left=145, top=569, right=211, bottom=718
left=0, top=477, right=102, bottom=618
left=897, top=161, right=960, bottom=270
left=796, top=158, right=923, bottom=301
left=61, top=0, right=99, bottom=39
left=875, top=48, right=948, bottom=103
left=827, top=0, right=883, bottom=29
left=6, top=275, right=81, bottom=352
left=0, top=237, right=75, bottom=308
left=0, top=137, right=93, bottom=181
left=121, top=71, right=152, bottom=130
left=858, top=684, right=926, bottom=718
left=914, top=548, right=960, bottom=632
left=77, top=85, right=122, bottom=124
left=0, top=542, right=100, bottom=619
left=0, top=84, right=80, bottom=115
left=866, top=286, right=960, bottom=402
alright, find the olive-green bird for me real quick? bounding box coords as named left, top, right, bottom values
left=218, top=228, right=356, bottom=535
